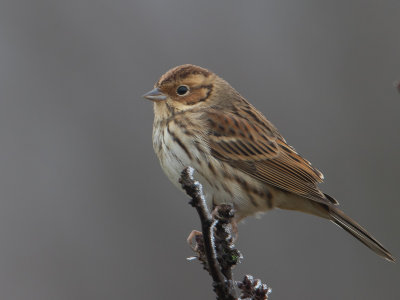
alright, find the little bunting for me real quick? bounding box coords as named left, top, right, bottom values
left=143, top=64, right=394, bottom=262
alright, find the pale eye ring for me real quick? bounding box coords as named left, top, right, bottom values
left=176, top=85, right=189, bottom=96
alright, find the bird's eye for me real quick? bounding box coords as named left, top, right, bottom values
left=176, top=85, right=189, bottom=96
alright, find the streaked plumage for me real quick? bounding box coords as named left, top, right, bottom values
left=144, top=64, right=394, bottom=262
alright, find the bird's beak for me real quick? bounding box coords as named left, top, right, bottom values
left=142, top=88, right=167, bottom=102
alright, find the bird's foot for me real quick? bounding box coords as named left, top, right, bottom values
left=187, top=230, right=203, bottom=251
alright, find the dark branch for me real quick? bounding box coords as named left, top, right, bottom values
left=180, top=167, right=271, bottom=300
left=180, top=167, right=234, bottom=299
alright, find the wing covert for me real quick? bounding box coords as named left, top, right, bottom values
left=204, top=108, right=329, bottom=204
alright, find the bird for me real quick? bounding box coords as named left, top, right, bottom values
left=143, top=64, right=394, bottom=262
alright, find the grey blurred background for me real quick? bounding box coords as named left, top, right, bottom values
left=0, top=1, right=399, bottom=299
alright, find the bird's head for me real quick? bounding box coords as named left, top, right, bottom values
left=143, top=64, right=239, bottom=115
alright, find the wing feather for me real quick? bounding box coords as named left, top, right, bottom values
left=204, top=107, right=331, bottom=204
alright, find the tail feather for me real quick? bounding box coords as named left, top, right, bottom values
left=329, top=207, right=395, bottom=262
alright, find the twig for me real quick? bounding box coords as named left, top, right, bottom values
left=180, top=167, right=271, bottom=300
left=180, top=167, right=234, bottom=299
left=238, top=275, right=271, bottom=300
